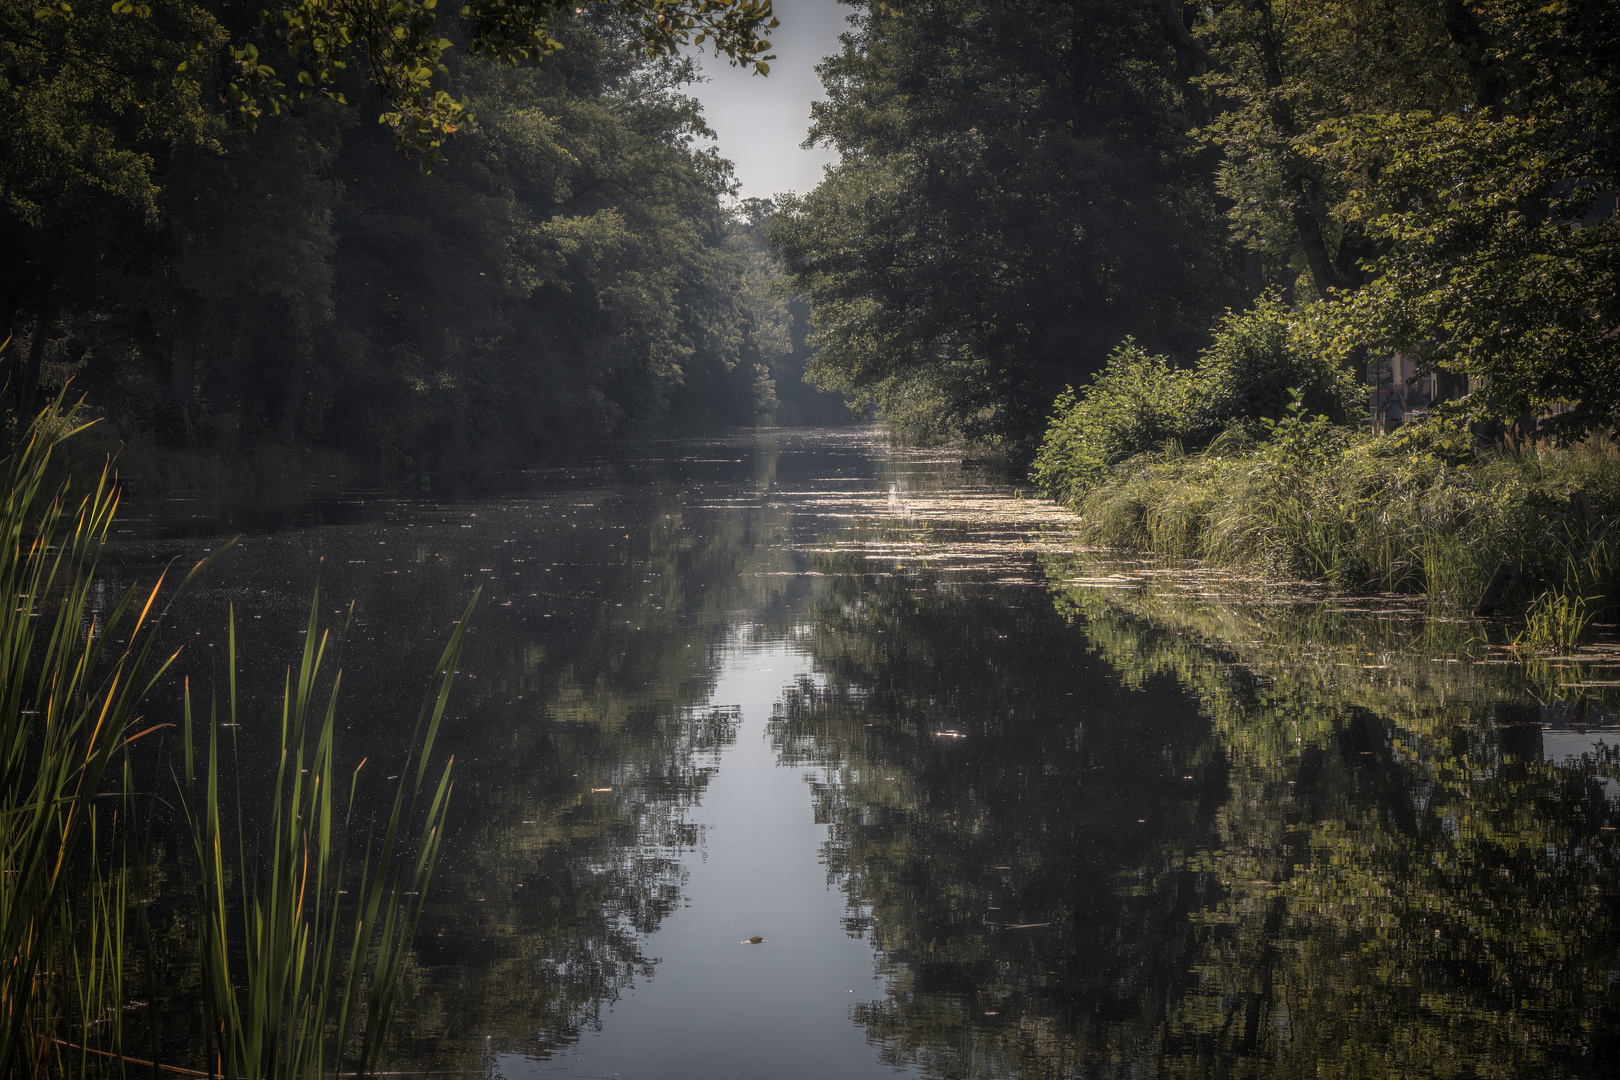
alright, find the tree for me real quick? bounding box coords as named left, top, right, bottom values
left=198, top=0, right=778, bottom=165
left=770, top=0, right=1236, bottom=452
left=2, top=0, right=796, bottom=463
left=0, top=0, right=224, bottom=411
left=1, top=0, right=779, bottom=430
left=1317, top=0, right=1620, bottom=433
left=1179, top=0, right=1619, bottom=430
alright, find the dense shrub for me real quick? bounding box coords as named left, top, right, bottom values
left=1031, top=297, right=1360, bottom=503
left=1029, top=342, right=1202, bottom=503
left=1198, top=295, right=1360, bottom=428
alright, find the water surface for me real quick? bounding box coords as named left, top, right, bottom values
left=116, top=428, right=1620, bottom=1079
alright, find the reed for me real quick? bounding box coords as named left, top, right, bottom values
left=0, top=392, right=218, bottom=1076
left=1, top=390, right=478, bottom=1078
left=178, top=585, right=476, bottom=1080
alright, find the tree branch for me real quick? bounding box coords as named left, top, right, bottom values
left=1156, top=0, right=1223, bottom=74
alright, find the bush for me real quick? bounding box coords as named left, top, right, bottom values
left=1199, top=294, right=1360, bottom=428
left=1030, top=341, right=1203, bottom=503
left=1032, top=296, right=1362, bottom=503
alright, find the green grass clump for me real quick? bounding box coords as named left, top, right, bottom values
left=1038, top=403, right=1620, bottom=625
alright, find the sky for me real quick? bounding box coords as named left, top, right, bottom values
left=686, top=0, right=850, bottom=201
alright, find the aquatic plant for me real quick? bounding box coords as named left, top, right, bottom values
left=0, top=391, right=479, bottom=1078
left=1515, top=591, right=1590, bottom=655
left=0, top=393, right=217, bottom=1075
left=179, top=587, right=475, bottom=1080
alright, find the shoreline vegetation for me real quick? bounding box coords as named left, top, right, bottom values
left=1029, top=305, right=1620, bottom=652
left=1, top=399, right=476, bottom=1078
left=769, top=0, right=1618, bottom=661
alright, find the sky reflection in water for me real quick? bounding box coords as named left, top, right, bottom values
left=114, top=429, right=1620, bottom=1079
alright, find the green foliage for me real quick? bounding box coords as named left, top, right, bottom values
left=1321, top=99, right=1620, bottom=433
left=1183, top=0, right=1620, bottom=431
left=1190, top=0, right=1467, bottom=299
left=1199, top=294, right=1360, bottom=426
left=783, top=0, right=1618, bottom=453
left=10, top=32, right=799, bottom=469
left=1516, top=590, right=1590, bottom=655
left=1029, top=342, right=1203, bottom=504
left=1383, top=410, right=1477, bottom=467
left=2, top=0, right=802, bottom=469
left=0, top=0, right=224, bottom=232
left=7, top=0, right=775, bottom=171
left=1259, top=390, right=1347, bottom=470
left=728, top=200, right=852, bottom=427
left=0, top=404, right=481, bottom=1077
left=1048, top=415, right=1620, bottom=624
left=1031, top=297, right=1360, bottom=503
left=769, top=0, right=1236, bottom=451
left=0, top=397, right=219, bottom=1074
left=180, top=590, right=474, bottom=1079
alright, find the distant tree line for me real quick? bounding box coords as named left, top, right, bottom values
left=772, top=0, right=1619, bottom=454
left=1, top=0, right=848, bottom=472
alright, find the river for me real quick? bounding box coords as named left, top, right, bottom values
left=110, top=426, right=1620, bottom=1079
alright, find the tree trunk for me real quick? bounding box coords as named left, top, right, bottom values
left=1432, top=370, right=1468, bottom=405
left=1156, top=0, right=1223, bottom=74
left=1252, top=0, right=1339, bottom=297
left=279, top=348, right=307, bottom=443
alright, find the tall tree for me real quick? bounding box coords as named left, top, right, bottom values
left=0, top=0, right=223, bottom=406
left=771, top=0, right=1236, bottom=451
left=1, top=0, right=778, bottom=426
left=1318, top=0, right=1620, bottom=432
left=1185, top=0, right=1619, bottom=428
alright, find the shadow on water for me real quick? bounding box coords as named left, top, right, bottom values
left=106, top=428, right=1620, bottom=1079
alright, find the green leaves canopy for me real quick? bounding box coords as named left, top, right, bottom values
left=196, top=0, right=778, bottom=163
left=1315, top=0, right=1620, bottom=431
left=770, top=0, right=1235, bottom=451
left=1194, top=0, right=1620, bottom=432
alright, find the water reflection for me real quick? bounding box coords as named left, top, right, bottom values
left=110, top=430, right=1620, bottom=1078
left=770, top=540, right=1620, bottom=1077
left=1038, top=562, right=1620, bottom=1076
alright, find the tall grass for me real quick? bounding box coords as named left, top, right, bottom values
left=0, top=393, right=218, bottom=1075
left=179, top=586, right=476, bottom=1080
left=0, top=392, right=479, bottom=1078
left=1050, top=423, right=1620, bottom=631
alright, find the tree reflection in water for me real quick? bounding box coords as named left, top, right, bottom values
left=773, top=559, right=1620, bottom=1078
left=106, top=434, right=1620, bottom=1077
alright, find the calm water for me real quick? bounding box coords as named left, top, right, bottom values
left=112, top=428, right=1620, bottom=1079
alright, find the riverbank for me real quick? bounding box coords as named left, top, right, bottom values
left=1033, top=415, right=1620, bottom=648
left=28, top=411, right=381, bottom=500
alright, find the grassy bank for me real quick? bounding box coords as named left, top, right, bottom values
left=1036, top=412, right=1620, bottom=647
left=1025, top=301, right=1620, bottom=648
